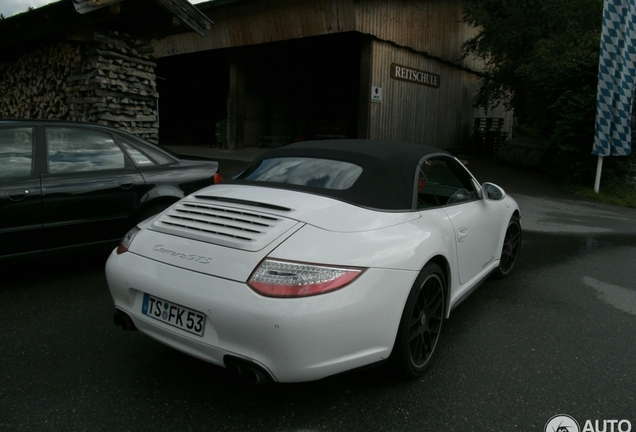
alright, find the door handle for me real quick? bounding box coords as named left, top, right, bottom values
left=6, top=190, right=29, bottom=201
left=118, top=179, right=134, bottom=189
left=457, top=227, right=468, bottom=242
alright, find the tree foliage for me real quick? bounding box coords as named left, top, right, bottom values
left=462, top=0, right=633, bottom=186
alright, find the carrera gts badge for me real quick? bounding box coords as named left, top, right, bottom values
left=153, top=245, right=212, bottom=264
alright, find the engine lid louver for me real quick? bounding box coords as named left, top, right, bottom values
left=149, top=199, right=300, bottom=252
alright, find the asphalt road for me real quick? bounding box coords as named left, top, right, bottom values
left=1, top=155, right=635, bottom=431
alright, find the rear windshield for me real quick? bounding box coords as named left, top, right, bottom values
left=236, top=157, right=363, bottom=190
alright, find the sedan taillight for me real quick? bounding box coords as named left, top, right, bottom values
left=117, top=226, right=141, bottom=254
left=248, top=259, right=364, bottom=298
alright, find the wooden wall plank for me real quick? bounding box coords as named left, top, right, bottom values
left=149, top=0, right=505, bottom=148
left=152, top=0, right=481, bottom=72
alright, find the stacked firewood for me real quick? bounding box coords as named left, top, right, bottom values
left=66, top=31, right=159, bottom=142
left=0, top=31, right=159, bottom=142
left=0, top=43, right=82, bottom=120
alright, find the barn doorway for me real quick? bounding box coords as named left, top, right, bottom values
left=156, top=49, right=230, bottom=147
left=156, top=32, right=361, bottom=148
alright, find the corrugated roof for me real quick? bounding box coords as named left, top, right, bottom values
left=0, top=0, right=213, bottom=59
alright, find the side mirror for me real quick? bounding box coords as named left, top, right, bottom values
left=482, top=182, right=506, bottom=201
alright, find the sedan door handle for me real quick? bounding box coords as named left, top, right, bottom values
left=6, top=190, right=29, bottom=201
left=457, top=227, right=468, bottom=242
left=118, top=179, right=134, bottom=189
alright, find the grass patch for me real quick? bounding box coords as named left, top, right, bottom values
left=571, top=183, right=636, bottom=208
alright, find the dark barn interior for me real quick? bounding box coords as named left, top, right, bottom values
left=156, top=32, right=361, bottom=148
left=156, top=49, right=231, bottom=147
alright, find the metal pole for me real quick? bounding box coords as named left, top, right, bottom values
left=594, top=154, right=604, bottom=193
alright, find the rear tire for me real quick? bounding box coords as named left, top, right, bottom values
left=493, top=215, right=521, bottom=279
left=390, top=262, right=446, bottom=378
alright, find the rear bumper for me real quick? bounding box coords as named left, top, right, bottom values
left=105, top=249, right=417, bottom=382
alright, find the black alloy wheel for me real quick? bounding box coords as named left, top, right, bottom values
left=391, top=262, right=446, bottom=378
left=494, top=215, right=522, bottom=279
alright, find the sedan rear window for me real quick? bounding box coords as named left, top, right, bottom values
left=0, top=127, right=34, bottom=179
left=236, top=157, right=363, bottom=190
left=46, top=127, right=126, bottom=173
left=120, top=141, right=155, bottom=166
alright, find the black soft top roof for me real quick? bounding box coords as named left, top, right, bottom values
left=232, top=139, right=452, bottom=211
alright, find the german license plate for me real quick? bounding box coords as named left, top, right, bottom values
left=141, top=293, right=205, bottom=336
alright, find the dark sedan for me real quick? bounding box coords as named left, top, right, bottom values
left=0, top=120, right=221, bottom=261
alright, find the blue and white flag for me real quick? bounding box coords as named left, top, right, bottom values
left=593, top=0, right=636, bottom=156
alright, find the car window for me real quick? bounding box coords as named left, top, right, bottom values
left=0, top=127, right=34, bottom=179
left=417, top=156, right=476, bottom=208
left=236, top=157, right=363, bottom=190
left=46, top=127, right=127, bottom=174
left=119, top=137, right=176, bottom=165
left=120, top=141, right=155, bottom=166
left=416, top=163, right=439, bottom=209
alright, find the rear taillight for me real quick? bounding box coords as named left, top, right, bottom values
left=116, top=226, right=141, bottom=254
left=248, top=259, right=364, bottom=298
left=213, top=172, right=223, bottom=184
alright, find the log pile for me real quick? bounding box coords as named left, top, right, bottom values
left=0, top=31, right=159, bottom=143
left=66, top=31, right=159, bottom=142
left=0, top=43, right=83, bottom=120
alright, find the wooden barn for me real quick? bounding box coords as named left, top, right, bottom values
left=0, top=0, right=512, bottom=152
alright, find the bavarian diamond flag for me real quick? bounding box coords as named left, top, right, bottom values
left=593, top=0, right=636, bottom=156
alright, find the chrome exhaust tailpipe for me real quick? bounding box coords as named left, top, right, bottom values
left=225, top=359, right=245, bottom=378
left=113, top=309, right=137, bottom=331
left=244, top=367, right=269, bottom=385
left=224, top=356, right=271, bottom=384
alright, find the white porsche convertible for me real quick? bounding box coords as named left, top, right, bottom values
left=106, top=139, right=521, bottom=383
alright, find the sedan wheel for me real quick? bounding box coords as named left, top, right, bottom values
left=391, top=262, right=446, bottom=378
left=135, top=202, right=173, bottom=224
left=494, top=215, right=521, bottom=279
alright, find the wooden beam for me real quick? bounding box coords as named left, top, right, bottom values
left=151, top=0, right=214, bottom=37
left=228, top=58, right=245, bottom=150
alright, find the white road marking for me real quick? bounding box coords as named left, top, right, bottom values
left=582, top=276, right=636, bottom=316
left=512, top=195, right=635, bottom=234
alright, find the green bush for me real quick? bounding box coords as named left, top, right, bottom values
left=462, top=0, right=635, bottom=188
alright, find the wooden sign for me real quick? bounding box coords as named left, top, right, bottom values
left=390, top=63, right=440, bottom=88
